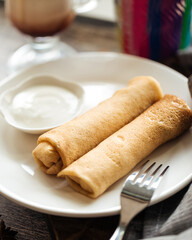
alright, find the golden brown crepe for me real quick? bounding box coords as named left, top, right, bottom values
left=59, top=95, right=192, bottom=198
left=33, top=76, right=163, bottom=174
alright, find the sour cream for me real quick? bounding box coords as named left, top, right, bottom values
left=11, top=85, right=80, bottom=128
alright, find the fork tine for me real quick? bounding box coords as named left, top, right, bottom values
left=126, top=160, right=150, bottom=182
left=142, top=164, right=169, bottom=189
left=141, top=163, right=162, bottom=187
left=150, top=165, right=169, bottom=189
left=134, top=162, right=156, bottom=185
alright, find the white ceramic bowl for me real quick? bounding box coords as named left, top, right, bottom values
left=0, top=75, right=84, bottom=134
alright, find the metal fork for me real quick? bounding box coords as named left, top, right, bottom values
left=110, top=161, right=169, bottom=240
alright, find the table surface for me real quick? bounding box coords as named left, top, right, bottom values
left=0, top=2, right=191, bottom=240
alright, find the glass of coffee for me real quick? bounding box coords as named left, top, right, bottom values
left=5, top=0, right=98, bottom=72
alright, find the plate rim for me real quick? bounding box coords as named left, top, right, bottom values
left=0, top=51, right=188, bottom=88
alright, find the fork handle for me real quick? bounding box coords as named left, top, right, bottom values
left=110, top=225, right=126, bottom=240
left=110, top=201, right=148, bottom=240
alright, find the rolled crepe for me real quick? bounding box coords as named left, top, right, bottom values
left=33, top=76, right=163, bottom=174
left=58, top=95, right=192, bottom=198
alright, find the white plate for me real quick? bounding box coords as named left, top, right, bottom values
left=0, top=52, right=192, bottom=217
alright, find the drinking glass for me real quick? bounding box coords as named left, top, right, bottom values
left=114, top=0, right=191, bottom=62
left=5, top=0, right=98, bottom=72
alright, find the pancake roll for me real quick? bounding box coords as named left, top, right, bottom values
left=58, top=95, right=192, bottom=198
left=33, top=76, right=163, bottom=174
